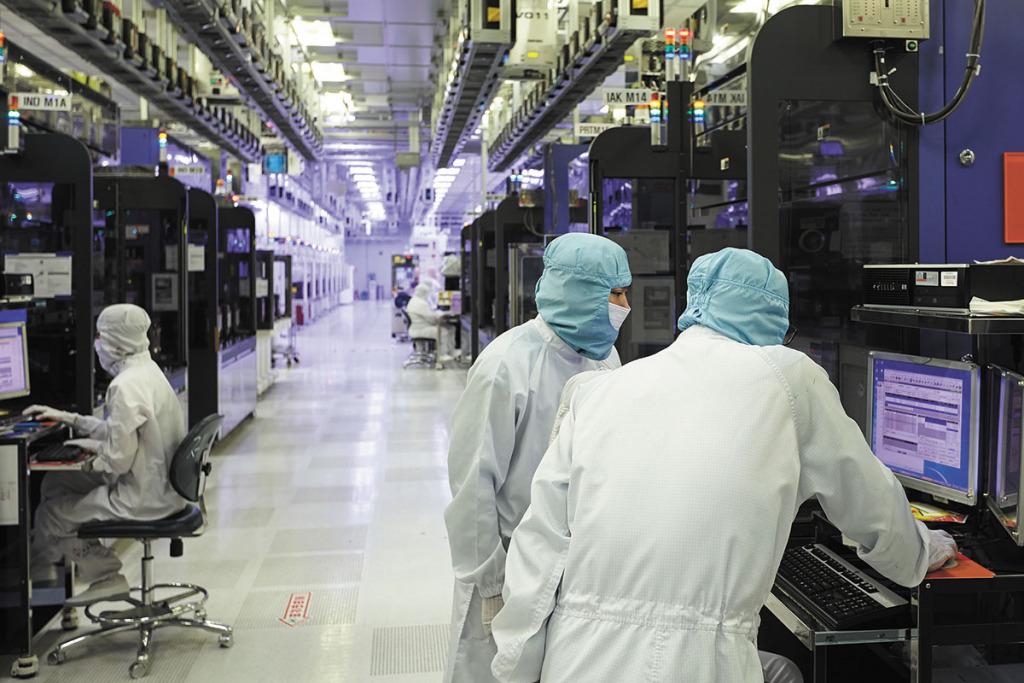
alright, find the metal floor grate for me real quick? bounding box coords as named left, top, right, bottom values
left=369, top=624, right=448, bottom=676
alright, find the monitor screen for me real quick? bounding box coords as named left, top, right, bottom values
left=989, top=367, right=1024, bottom=543
left=226, top=228, right=250, bottom=254
left=0, top=322, right=30, bottom=402
left=263, top=154, right=287, bottom=174
left=867, top=351, right=979, bottom=505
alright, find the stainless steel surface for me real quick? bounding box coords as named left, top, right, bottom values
left=852, top=305, right=1024, bottom=334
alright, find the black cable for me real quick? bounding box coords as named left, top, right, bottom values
left=872, top=0, right=986, bottom=126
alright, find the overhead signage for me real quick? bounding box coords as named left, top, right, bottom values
left=13, top=92, right=71, bottom=112
left=603, top=88, right=654, bottom=105
left=702, top=90, right=747, bottom=107
left=170, top=165, right=207, bottom=176
left=576, top=123, right=616, bottom=138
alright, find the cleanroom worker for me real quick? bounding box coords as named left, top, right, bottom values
left=406, top=283, right=443, bottom=341
left=443, top=232, right=632, bottom=683
left=545, top=366, right=805, bottom=683
left=491, top=248, right=956, bottom=682
left=26, top=303, right=188, bottom=606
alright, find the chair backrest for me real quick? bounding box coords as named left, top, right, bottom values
left=394, top=292, right=411, bottom=309
left=170, top=414, right=224, bottom=503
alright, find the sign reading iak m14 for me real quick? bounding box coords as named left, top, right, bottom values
left=13, top=92, right=72, bottom=112
left=603, top=88, right=654, bottom=105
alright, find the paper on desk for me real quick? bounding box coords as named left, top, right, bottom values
left=974, top=256, right=1024, bottom=265
left=925, top=553, right=994, bottom=580
left=910, top=502, right=968, bottom=524
left=970, top=297, right=1024, bottom=316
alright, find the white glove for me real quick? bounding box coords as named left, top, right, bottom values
left=926, top=529, right=958, bottom=572
left=22, top=405, right=77, bottom=425
left=480, top=594, right=504, bottom=637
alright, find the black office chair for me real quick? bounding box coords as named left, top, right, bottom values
left=402, top=310, right=438, bottom=369
left=47, top=414, right=233, bottom=679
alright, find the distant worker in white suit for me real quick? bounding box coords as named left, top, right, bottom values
left=492, top=248, right=956, bottom=682
left=443, top=233, right=632, bottom=683
left=405, top=283, right=443, bottom=341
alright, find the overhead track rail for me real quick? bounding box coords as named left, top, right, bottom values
left=430, top=0, right=514, bottom=168
left=488, top=0, right=660, bottom=173
left=0, top=0, right=261, bottom=162
left=154, top=0, right=323, bottom=161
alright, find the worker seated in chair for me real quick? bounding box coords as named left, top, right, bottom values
left=25, top=303, right=187, bottom=607
left=405, top=283, right=442, bottom=342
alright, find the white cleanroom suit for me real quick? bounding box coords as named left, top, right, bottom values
left=492, top=248, right=955, bottom=683
left=28, top=303, right=187, bottom=605
left=405, top=283, right=442, bottom=341
left=443, top=233, right=632, bottom=683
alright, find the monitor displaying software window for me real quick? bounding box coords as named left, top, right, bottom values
left=867, top=351, right=979, bottom=506
left=0, top=322, right=29, bottom=402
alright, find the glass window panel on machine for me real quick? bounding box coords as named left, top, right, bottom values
left=588, top=126, right=683, bottom=363
left=204, top=204, right=257, bottom=436
left=0, top=135, right=94, bottom=415
left=687, top=67, right=749, bottom=271
left=493, top=196, right=544, bottom=336
left=92, top=171, right=189, bottom=415
left=746, top=4, right=915, bottom=424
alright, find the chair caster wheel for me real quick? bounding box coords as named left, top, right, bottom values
left=61, top=607, right=79, bottom=631
left=219, top=634, right=233, bottom=648
left=47, top=649, right=65, bottom=666
left=11, top=653, right=39, bottom=676
left=129, top=660, right=149, bottom=678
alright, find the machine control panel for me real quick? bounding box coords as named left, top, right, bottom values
left=838, top=0, right=929, bottom=40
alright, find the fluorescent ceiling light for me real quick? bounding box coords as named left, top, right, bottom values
left=352, top=174, right=376, bottom=182
left=292, top=19, right=338, bottom=48
left=311, top=62, right=348, bottom=82
left=453, top=159, right=467, bottom=167
left=437, top=168, right=460, bottom=176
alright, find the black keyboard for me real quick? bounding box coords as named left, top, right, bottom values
left=774, top=543, right=909, bottom=630
left=32, top=443, right=86, bottom=464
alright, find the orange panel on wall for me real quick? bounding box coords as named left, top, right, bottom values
left=1006, top=153, right=1024, bottom=243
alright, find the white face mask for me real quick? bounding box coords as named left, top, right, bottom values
left=95, top=338, right=118, bottom=374
left=608, top=302, right=631, bottom=332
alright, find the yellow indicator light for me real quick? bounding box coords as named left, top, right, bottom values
left=526, top=51, right=539, bottom=59
left=624, top=55, right=634, bottom=62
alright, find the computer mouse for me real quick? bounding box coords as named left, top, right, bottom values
left=942, top=557, right=958, bottom=569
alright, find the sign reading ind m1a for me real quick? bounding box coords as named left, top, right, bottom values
left=13, top=92, right=72, bottom=112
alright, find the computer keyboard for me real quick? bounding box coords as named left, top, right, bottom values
left=774, top=543, right=909, bottom=630
left=32, top=443, right=87, bottom=464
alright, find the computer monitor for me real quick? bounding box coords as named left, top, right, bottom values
left=0, top=322, right=30, bottom=402
left=989, top=366, right=1024, bottom=544
left=866, top=351, right=980, bottom=506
